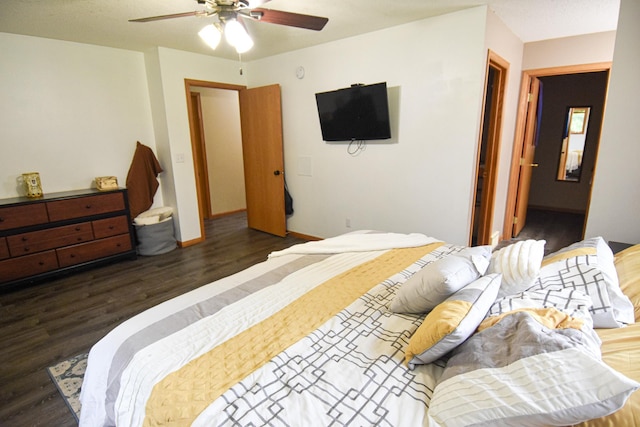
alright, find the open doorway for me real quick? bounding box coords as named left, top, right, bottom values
left=185, top=80, right=288, bottom=241
left=503, top=63, right=611, bottom=249
left=189, top=87, right=247, bottom=221
left=471, top=50, right=509, bottom=246
left=185, top=80, right=247, bottom=241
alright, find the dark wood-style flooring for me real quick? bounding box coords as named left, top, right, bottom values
left=496, top=208, right=585, bottom=255
left=0, top=212, right=306, bottom=427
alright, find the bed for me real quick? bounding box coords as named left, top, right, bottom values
left=78, top=231, right=640, bottom=427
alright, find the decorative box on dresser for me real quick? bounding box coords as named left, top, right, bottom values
left=0, top=188, right=136, bottom=290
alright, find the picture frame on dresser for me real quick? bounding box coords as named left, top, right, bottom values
left=0, top=188, right=137, bottom=291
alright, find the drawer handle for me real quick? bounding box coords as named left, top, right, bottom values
left=24, top=247, right=31, bottom=252
left=85, top=204, right=92, bottom=209
left=116, top=243, right=121, bottom=247
left=75, top=226, right=81, bottom=231
left=109, top=225, right=115, bottom=230
left=70, top=254, right=76, bottom=258
left=77, top=237, right=83, bottom=241
left=0, top=217, right=4, bottom=222
left=39, top=261, right=45, bottom=266
left=22, top=237, right=28, bottom=242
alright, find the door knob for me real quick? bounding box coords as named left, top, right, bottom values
left=273, top=170, right=281, bottom=176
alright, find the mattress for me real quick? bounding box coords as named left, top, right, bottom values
left=79, top=233, right=640, bottom=427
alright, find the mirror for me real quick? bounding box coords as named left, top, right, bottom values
left=557, top=106, right=590, bottom=182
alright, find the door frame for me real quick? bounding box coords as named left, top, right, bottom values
left=189, top=91, right=212, bottom=220
left=470, top=50, right=509, bottom=246
left=502, top=62, right=612, bottom=240
left=184, top=79, right=246, bottom=242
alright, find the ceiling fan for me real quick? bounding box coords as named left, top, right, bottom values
left=130, top=0, right=329, bottom=53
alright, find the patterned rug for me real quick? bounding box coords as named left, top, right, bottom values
left=47, top=352, right=87, bottom=422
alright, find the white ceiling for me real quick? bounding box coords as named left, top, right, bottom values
left=0, top=0, right=620, bottom=61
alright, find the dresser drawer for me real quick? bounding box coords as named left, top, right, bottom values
left=93, top=215, right=130, bottom=239
left=0, top=238, right=8, bottom=260
left=0, top=203, right=49, bottom=231
left=47, top=192, right=125, bottom=222
left=0, top=250, right=59, bottom=283
left=7, top=222, right=94, bottom=257
left=57, top=234, right=132, bottom=268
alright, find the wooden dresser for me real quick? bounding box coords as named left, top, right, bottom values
left=0, top=188, right=136, bottom=290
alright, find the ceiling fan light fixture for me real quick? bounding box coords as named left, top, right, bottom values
left=224, top=19, right=253, bottom=53
left=198, top=23, right=222, bottom=50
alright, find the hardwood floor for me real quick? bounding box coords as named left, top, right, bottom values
left=0, top=212, right=306, bottom=427
left=496, top=208, right=585, bottom=255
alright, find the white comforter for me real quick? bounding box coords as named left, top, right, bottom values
left=80, top=232, right=446, bottom=427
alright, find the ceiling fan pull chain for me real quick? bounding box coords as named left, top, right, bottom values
left=238, top=52, right=243, bottom=75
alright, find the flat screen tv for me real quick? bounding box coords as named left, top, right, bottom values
left=315, top=82, right=391, bottom=141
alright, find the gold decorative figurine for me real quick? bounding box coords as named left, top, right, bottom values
left=22, top=172, right=43, bottom=198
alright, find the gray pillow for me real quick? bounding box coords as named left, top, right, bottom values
left=389, top=245, right=492, bottom=314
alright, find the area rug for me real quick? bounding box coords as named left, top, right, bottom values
left=47, top=352, right=87, bottom=422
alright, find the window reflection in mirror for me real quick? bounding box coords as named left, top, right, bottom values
left=557, top=106, right=590, bottom=182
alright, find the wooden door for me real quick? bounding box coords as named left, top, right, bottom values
left=513, top=76, right=541, bottom=236
left=239, top=84, right=286, bottom=237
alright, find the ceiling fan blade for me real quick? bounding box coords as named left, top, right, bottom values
left=129, top=11, right=206, bottom=23
left=247, top=8, right=328, bottom=31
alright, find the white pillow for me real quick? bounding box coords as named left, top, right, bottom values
left=429, top=347, right=639, bottom=427
left=487, top=240, right=545, bottom=298
left=532, top=242, right=634, bottom=328
left=389, top=246, right=492, bottom=314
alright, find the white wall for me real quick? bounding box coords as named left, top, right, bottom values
left=585, top=0, right=640, bottom=243
left=522, top=31, right=616, bottom=70
left=0, top=33, right=157, bottom=200
left=245, top=7, right=488, bottom=245
left=523, top=31, right=616, bottom=70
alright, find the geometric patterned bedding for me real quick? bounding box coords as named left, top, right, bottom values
left=79, top=236, right=456, bottom=426
left=490, top=252, right=635, bottom=328
left=192, top=269, right=445, bottom=427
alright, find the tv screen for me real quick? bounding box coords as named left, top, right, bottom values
left=315, top=82, right=391, bottom=141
